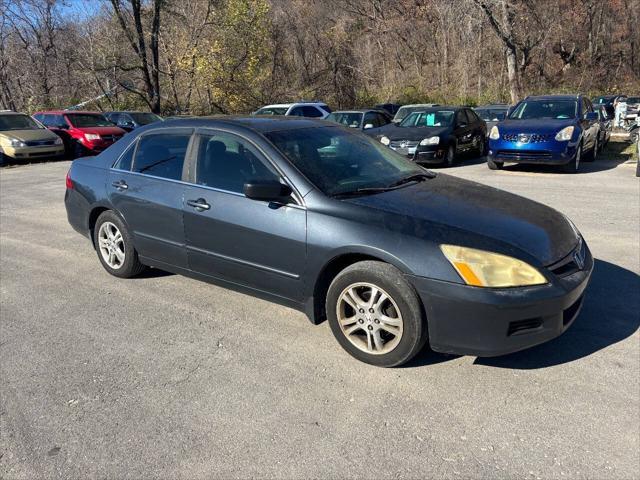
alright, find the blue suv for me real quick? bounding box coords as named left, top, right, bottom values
left=487, top=95, right=600, bottom=173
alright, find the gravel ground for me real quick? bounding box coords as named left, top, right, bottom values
left=1, top=141, right=638, bottom=479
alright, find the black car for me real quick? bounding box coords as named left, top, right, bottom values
left=104, top=111, right=163, bottom=132
left=65, top=117, right=592, bottom=367
left=474, top=104, right=510, bottom=131
left=375, top=103, right=402, bottom=115
left=325, top=109, right=392, bottom=136
left=377, top=106, right=487, bottom=166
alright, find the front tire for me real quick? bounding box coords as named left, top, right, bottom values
left=487, top=158, right=503, bottom=170
left=93, top=211, right=146, bottom=278
left=562, top=144, right=582, bottom=173
left=445, top=144, right=457, bottom=167
left=584, top=138, right=597, bottom=162
left=326, top=261, right=428, bottom=367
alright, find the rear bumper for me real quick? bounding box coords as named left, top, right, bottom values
left=407, top=246, right=593, bottom=357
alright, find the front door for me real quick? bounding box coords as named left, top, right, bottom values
left=182, top=130, right=307, bottom=302
left=108, top=129, right=193, bottom=268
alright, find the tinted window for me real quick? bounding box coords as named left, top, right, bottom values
left=475, top=108, right=507, bottom=121
left=114, top=141, right=136, bottom=170
left=265, top=127, right=425, bottom=197
left=194, top=132, right=278, bottom=193
left=289, top=107, right=305, bottom=117
left=129, top=112, right=162, bottom=125
left=67, top=114, right=114, bottom=127
left=0, top=114, right=43, bottom=131
left=327, top=112, right=362, bottom=128
left=363, top=112, right=377, bottom=127
left=255, top=107, right=288, bottom=115
left=465, top=109, right=480, bottom=123
left=132, top=133, right=190, bottom=180
left=509, top=100, right=577, bottom=119
left=302, top=106, right=324, bottom=117
left=376, top=113, right=390, bottom=126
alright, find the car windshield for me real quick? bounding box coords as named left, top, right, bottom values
left=67, top=114, right=114, bottom=127
left=474, top=108, right=507, bottom=121
left=129, top=112, right=162, bottom=125
left=265, top=126, right=426, bottom=197
left=326, top=112, right=363, bottom=128
left=393, top=106, right=427, bottom=122
left=509, top=100, right=577, bottom=120
left=400, top=110, right=455, bottom=127
left=255, top=107, right=289, bottom=115
left=0, top=114, right=43, bottom=131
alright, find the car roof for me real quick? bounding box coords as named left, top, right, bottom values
left=399, top=103, right=440, bottom=108
left=159, top=115, right=334, bottom=134
left=475, top=104, right=509, bottom=109
left=331, top=109, right=385, bottom=114
left=259, top=102, right=328, bottom=109
left=33, top=110, right=105, bottom=115
left=524, top=95, right=581, bottom=101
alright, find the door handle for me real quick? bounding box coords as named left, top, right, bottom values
left=112, top=180, right=128, bottom=190
left=187, top=198, right=210, bottom=211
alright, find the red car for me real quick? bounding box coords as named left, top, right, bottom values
left=32, top=111, right=126, bottom=158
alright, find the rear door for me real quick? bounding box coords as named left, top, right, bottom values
left=182, top=129, right=307, bottom=301
left=108, top=129, right=193, bottom=268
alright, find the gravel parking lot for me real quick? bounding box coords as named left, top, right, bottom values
left=1, top=142, right=638, bottom=479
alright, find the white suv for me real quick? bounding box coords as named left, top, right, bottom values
left=253, top=102, right=331, bottom=118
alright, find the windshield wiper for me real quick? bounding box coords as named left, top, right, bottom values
left=331, top=172, right=435, bottom=198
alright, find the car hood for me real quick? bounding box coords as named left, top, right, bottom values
left=498, top=118, right=574, bottom=135
left=74, top=126, right=126, bottom=135
left=379, top=124, right=450, bottom=141
left=0, top=128, right=60, bottom=142
left=343, top=174, right=579, bottom=266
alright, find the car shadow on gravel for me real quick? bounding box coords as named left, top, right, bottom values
left=474, top=259, right=640, bottom=369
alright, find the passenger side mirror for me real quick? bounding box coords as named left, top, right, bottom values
left=363, top=123, right=374, bottom=129
left=243, top=180, right=292, bottom=202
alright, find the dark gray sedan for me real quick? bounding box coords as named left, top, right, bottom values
left=65, top=117, right=592, bottom=367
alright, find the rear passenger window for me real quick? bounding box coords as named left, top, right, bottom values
left=113, top=141, right=136, bottom=171
left=302, top=106, right=324, bottom=117
left=132, top=134, right=191, bottom=180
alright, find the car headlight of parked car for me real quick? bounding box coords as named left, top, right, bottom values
left=84, top=133, right=101, bottom=141
left=489, top=125, right=500, bottom=140
left=9, top=138, right=26, bottom=147
left=440, top=244, right=547, bottom=288
left=419, top=136, right=439, bottom=146
left=380, top=136, right=390, bottom=146
left=555, top=126, right=574, bottom=141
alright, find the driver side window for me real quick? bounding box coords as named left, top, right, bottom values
left=194, top=132, right=279, bottom=193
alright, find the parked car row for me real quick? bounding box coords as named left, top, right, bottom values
left=0, top=109, right=163, bottom=163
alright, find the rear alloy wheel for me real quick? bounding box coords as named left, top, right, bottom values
left=562, top=144, right=581, bottom=173
left=487, top=158, right=503, bottom=170
left=94, top=211, right=146, bottom=278
left=326, top=261, right=428, bottom=367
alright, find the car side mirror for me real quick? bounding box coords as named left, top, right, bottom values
left=243, top=180, right=292, bottom=202
left=585, top=112, right=598, bottom=122
left=363, top=123, right=374, bottom=129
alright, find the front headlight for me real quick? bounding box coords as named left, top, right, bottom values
left=9, top=138, right=26, bottom=147
left=420, top=136, right=439, bottom=146
left=555, top=126, right=574, bottom=141
left=380, top=136, right=390, bottom=146
left=440, top=244, right=547, bottom=288
left=84, top=133, right=100, bottom=141
left=489, top=125, right=500, bottom=140
left=54, top=137, right=63, bottom=145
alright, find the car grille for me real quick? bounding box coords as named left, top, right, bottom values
left=25, top=139, right=57, bottom=147
left=496, top=150, right=552, bottom=158
left=548, top=240, right=586, bottom=278
left=389, top=140, right=419, bottom=149
left=502, top=133, right=554, bottom=143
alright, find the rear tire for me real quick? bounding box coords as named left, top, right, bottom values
left=562, top=144, right=582, bottom=173
left=93, top=210, right=147, bottom=278
left=326, top=261, right=428, bottom=367
left=487, top=158, right=503, bottom=170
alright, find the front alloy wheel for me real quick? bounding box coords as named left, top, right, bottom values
left=337, top=283, right=403, bottom=355
left=563, top=144, right=581, bottom=173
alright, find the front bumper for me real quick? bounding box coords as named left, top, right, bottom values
left=2, top=145, right=65, bottom=159
left=407, top=244, right=593, bottom=357
left=389, top=143, right=448, bottom=164
left=488, top=141, right=577, bottom=165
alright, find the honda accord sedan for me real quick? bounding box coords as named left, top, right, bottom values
left=65, top=117, right=593, bottom=367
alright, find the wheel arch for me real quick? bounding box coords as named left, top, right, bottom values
left=88, top=205, right=130, bottom=245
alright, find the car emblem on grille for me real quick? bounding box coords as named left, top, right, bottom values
left=517, top=133, right=531, bottom=144
left=400, top=141, right=408, bottom=148
left=573, top=241, right=585, bottom=270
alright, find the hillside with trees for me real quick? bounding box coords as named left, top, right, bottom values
left=1, top=0, right=638, bottom=114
